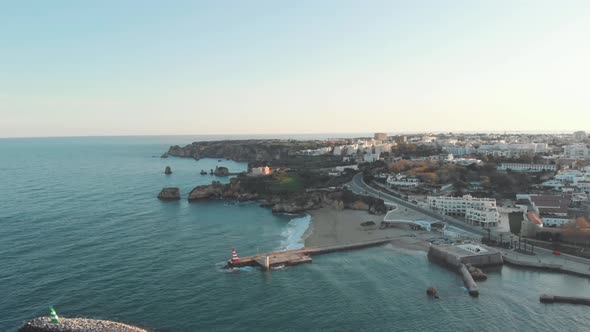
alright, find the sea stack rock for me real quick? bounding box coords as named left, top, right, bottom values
left=214, top=166, right=229, bottom=176
left=164, top=166, right=172, bottom=174
left=18, top=317, right=148, bottom=332
left=160, top=152, right=169, bottom=158
left=158, top=187, right=181, bottom=201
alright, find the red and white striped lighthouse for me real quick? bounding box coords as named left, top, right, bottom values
left=231, top=248, right=240, bottom=262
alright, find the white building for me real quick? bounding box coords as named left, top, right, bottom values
left=477, top=143, right=548, bottom=157
left=363, top=154, right=380, bottom=162
left=427, top=195, right=499, bottom=227
left=497, top=163, right=557, bottom=172
left=449, top=158, right=483, bottom=166
left=298, top=147, right=332, bottom=156
left=443, top=145, right=475, bottom=157
left=251, top=166, right=272, bottom=176
left=564, top=144, right=589, bottom=160
left=386, top=174, right=421, bottom=188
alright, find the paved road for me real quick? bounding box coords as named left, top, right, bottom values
left=349, top=173, right=487, bottom=236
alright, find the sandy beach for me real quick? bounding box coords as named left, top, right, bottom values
left=304, top=206, right=438, bottom=252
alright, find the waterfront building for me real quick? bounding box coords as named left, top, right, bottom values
left=427, top=195, right=499, bottom=227
left=497, top=163, right=557, bottom=172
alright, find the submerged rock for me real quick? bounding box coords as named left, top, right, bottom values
left=426, top=287, right=439, bottom=298
left=164, top=166, right=172, bottom=174
left=158, top=187, right=180, bottom=201
left=18, top=317, right=148, bottom=332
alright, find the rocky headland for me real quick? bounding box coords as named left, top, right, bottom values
left=166, top=139, right=331, bottom=162
left=18, top=317, right=148, bottom=332
left=187, top=175, right=386, bottom=215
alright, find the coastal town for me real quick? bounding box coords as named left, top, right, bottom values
left=158, top=131, right=590, bottom=299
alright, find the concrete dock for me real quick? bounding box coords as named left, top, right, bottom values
left=428, top=243, right=502, bottom=297
left=225, top=238, right=392, bottom=269
left=540, top=294, right=590, bottom=305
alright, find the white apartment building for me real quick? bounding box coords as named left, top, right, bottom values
left=297, top=147, right=332, bottom=156
left=477, top=143, right=548, bottom=156
left=363, top=154, right=380, bottom=162
left=443, top=145, right=475, bottom=157
left=563, top=144, right=589, bottom=160
left=497, top=163, right=557, bottom=172
left=386, top=174, right=421, bottom=187
left=427, top=195, right=499, bottom=227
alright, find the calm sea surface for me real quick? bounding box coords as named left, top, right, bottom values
left=1, top=136, right=590, bottom=332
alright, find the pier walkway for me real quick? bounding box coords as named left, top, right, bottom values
left=499, top=248, right=590, bottom=277
left=226, top=238, right=392, bottom=269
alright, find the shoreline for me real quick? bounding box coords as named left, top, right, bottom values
left=304, top=207, right=433, bottom=251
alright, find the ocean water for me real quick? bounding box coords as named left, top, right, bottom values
left=1, top=136, right=590, bottom=332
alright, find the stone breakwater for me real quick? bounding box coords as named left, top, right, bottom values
left=18, top=317, right=148, bottom=332
left=187, top=178, right=387, bottom=215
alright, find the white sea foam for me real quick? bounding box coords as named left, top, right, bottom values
left=279, top=215, right=311, bottom=250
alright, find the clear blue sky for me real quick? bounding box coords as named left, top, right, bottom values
left=1, top=1, right=589, bottom=137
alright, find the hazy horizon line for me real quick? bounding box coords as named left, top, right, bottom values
left=1, top=130, right=586, bottom=140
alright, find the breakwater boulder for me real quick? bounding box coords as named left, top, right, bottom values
left=158, top=187, right=181, bottom=201
left=18, top=317, right=148, bottom=332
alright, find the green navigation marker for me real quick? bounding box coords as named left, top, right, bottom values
left=49, top=306, right=60, bottom=323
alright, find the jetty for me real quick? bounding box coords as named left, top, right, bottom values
left=540, top=294, right=590, bottom=306
left=428, top=243, right=503, bottom=297
left=225, top=238, right=392, bottom=270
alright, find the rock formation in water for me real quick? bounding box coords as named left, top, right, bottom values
left=213, top=166, right=229, bottom=176
left=160, top=152, right=168, bottom=158
left=158, top=187, right=181, bottom=201
left=18, top=317, right=148, bottom=332
left=164, top=166, right=172, bottom=174
left=187, top=176, right=386, bottom=215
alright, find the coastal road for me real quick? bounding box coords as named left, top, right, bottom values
left=349, top=173, right=487, bottom=237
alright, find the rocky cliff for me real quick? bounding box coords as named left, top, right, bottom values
left=167, top=140, right=329, bottom=162
left=188, top=177, right=386, bottom=215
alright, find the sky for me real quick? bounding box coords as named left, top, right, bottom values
left=1, top=0, right=589, bottom=138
